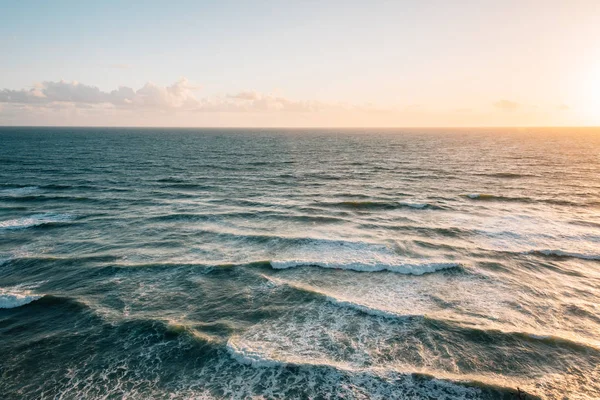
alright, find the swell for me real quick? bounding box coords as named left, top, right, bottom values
left=464, top=193, right=594, bottom=207
left=155, top=183, right=216, bottom=191
left=51, top=256, right=459, bottom=277
left=358, top=223, right=473, bottom=239
left=0, top=293, right=226, bottom=349
left=260, top=274, right=422, bottom=320
left=4, top=297, right=533, bottom=400
left=472, top=172, right=539, bottom=179
left=145, top=211, right=347, bottom=225
left=315, top=200, right=444, bottom=210
left=176, top=230, right=459, bottom=274
left=225, top=339, right=538, bottom=399
left=0, top=292, right=43, bottom=309
left=0, top=194, right=99, bottom=203
left=270, top=259, right=461, bottom=275
left=527, top=249, right=600, bottom=261
left=2, top=254, right=121, bottom=267
left=0, top=293, right=88, bottom=311
left=0, top=213, right=74, bottom=230
left=259, top=274, right=600, bottom=353
left=0, top=186, right=40, bottom=196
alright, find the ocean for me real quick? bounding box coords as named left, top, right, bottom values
left=1, top=127, right=599, bottom=399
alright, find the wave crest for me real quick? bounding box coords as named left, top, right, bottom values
left=270, top=260, right=460, bottom=275
left=0, top=291, right=43, bottom=309
left=0, top=186, right=40, bottom=196
left=0, top=213, right=73, bottom=230
left=528, top=249, right=600, bottom=261
left=316, top=200, right=441, bottom=210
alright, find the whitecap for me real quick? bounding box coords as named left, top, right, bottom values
left=226, top=339, right=288, bottom=368
left=265, top=237, right=460, bottom=275
left=398, top=201, right=429, bottom=209
left=0, top=291, right=42, bottom=309
left=0, top=186, right=39, bottom=196
left=0, top=213, right=73, bottom=230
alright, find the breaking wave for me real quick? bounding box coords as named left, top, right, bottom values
left=0, top=186, right=40, bottom=196
left=0, top=290, right=43, bottom=309
left=0, top=213, right=74, bottom=230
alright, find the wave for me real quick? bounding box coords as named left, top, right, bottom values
left=0, top=186, right=40, bottom=196
left=146, top=211, right=346, bottom=225
left=464, top=193, right=522, bottom=201
left=323, top=299, right=598, bottom=351
left=464, top=193, right=591, bottom=207
left=0, top=213, right=74, bottom=230
left=258, top=274, right=411, bottom=320
left=225, top=338, right=537, bottom=399
left=159, top=183, right=214, bottom=191
left=315, top=200, right=442, bottom=210
left=259, top=274, right=600, bottom=354
left=155, top=177, right=186, bottom=183
left=527, top=249, right=600, bottom=261
left=0, top=290, right=43, bottom=309
left=427, top=318, right=600, bottom=353
left=474, top=172, right=537, bottom=179
left=569, top=219, right=600, bottom=229
left=2, top=194, right=96, bottom=203
left=323, top=295, right=421, bottom=320
left=270, top=260, right=460, bottom=275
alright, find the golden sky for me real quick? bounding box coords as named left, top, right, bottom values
left=0, top=1, right=599, bottom=126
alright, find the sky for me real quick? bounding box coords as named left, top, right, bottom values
left=0, top=0, right=599, bottom=127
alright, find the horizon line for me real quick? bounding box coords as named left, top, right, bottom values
left=1, top=125, right=600, bottom=130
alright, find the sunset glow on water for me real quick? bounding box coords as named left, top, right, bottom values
left=1, top=1, right=600, bottom=399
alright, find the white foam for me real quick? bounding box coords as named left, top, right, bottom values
left=0, top=213, right=73, bottom=230
left=248, top=237, right=463, bottom=275
left=226, top=339, right=289, bottom=368
left=398, top=201, right=429, bottom=209
left=465, top=193, right=496, bottom=199
left=324, top=295, right=419, bottom=320
left=0, top=291, right=42, bottom=308
left=271, top=260, right=460, bottom=275
left=260, top=274, right=417, bottom=320
left=0, top=186, right=39, bottom=196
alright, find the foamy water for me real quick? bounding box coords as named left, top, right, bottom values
left=1, top=127, right=599, bottom=399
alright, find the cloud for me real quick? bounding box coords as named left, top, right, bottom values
left=558, top=103, right=570, bottom=111
left=228, top=91, right=261, bottom=101
left=0, top=79, right=321, bottom=113
left=493, top=99, right=520, bottom=111
left=2, top=79, right=575, bottom=127
left=0, top=78, right=201, bottom=110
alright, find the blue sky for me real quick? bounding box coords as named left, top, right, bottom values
left=1, top=1, right=599, bottom=126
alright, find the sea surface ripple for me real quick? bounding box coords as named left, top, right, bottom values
left=1, top=127, right=600, bottom=399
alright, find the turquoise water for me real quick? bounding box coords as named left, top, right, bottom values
left=1, top=127, right=599, bottom=399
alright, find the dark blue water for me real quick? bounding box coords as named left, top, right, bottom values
left=1, top=127, right=600, bottom=399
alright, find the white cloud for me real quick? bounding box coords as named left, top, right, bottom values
left=0, top=78, right=201, bottom=110
left=558, top=103, right=570, bottom=111
left=228, top=91, right=261, bottom=101
left=0, top=79, right=575, bottom=127
left=493, top=99, right=520, bottom=111
left=0, top=79, right=320, bottom=113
